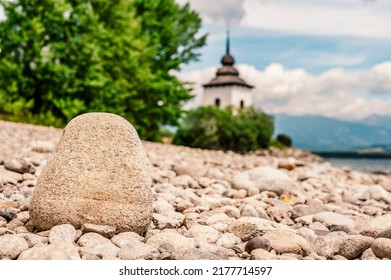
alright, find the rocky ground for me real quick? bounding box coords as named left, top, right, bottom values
left=1, top=119, right=391, bottom=260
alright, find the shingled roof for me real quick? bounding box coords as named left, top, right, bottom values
left=203, top=31, right=253, bottom=89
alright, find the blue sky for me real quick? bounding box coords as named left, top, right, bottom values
left=1, top=1, right=390, bottom=120
left=188, top=26, right=391, bottom=75
left=176, top=0, right=391, bottom=120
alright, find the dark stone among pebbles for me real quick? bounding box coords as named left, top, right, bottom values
left=245, top=236, right=271, bottom=253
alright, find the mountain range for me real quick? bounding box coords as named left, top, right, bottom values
left=273, top=114, right=391, bottom=152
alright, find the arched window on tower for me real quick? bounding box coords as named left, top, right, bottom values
left=215, top=98, right=221, bottom=108
left=240, top=100, right=244, bottom=108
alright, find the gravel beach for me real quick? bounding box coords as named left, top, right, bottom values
left=1, top=119, right=391, bottom=260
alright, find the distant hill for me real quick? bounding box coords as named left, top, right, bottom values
left=361, top=114, right=391, bottom=128
left=274, top=114, right=391, bottom=151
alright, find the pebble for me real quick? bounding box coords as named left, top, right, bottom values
left=18, top=241, right=81, bottom=260
left=228, top=217, right=295, bottom=241
left=245, top=236, right=271, bottom=253
left=77, top=232, right=111, bottom=247
left=312, top=212, right=356, bottom=230
left=4, top=158, right=35, bottom=174
left=49, top=224, right=77, bottom=244
left=146, top=231, right=196, bottom=251
left=263, top=230, right=311, bottom=256
left=153, top=199, right=175, bottom=214
left=338, top=235, right=373, bottom=259
left=250, top=249, right=277, bottom=260
left=22, top=233, right=49, bottom=247
left=111, top=232, right=144, bottom=248
left=240, top=204, right=259, bottom=217
left=315, top=231, right=348, bottom=259
left=376, top=226, right=391, bottom=239
left=79, top=243, right=120, bottom=259
left=233, top=166, right=292, bottom=195
left=371, top=238, right=391, bottom=259
left=81, top=224, right=116, bottom=239
left=216, top=233, right=242, bottom=249
left=187, top=223, right=220, bottom=243
left=117, top=241, right=160, bottom=260
left=152, top=212, right=184, bottom=229
left=0, top=235, right=29, bottom=259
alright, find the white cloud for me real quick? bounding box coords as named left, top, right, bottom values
left=176, top=0, right=246, bottom=25
left=242, top=0, right=391, bottom=39
left=370, top=62, right=391, bottom=94
left=178, top=61, right=391, bottom=120
left=247, top=0, right=391, bottom=39
left=177, top=0, right=391, bottom=39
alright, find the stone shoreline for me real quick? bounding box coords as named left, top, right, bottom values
left=1, top=120, right=391, bottom=260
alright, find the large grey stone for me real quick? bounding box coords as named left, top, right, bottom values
left=29, top=113, right=153, bottom=235
left=232, top=166, right=292, bottom=195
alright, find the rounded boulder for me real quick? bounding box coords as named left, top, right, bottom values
left=30, top=113, right=153, bottom=235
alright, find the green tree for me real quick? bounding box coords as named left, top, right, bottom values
left=276, top=133, right=292, bottom=147
left=132, top=0, right=206, bottom=139
left=0, top=0, right=206, bottom=139
left=174, top=106, right=274, bottom=153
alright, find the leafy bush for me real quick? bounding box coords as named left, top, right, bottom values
left=174, top=106, right=274, bottom=153
left=276, top=134, right=293, bottom=147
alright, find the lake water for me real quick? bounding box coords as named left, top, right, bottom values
left=326, top=158, right=391, bottom=174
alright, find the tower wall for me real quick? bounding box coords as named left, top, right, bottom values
left=202, top=87, right=233, bottom=108
left=231, top=87, right=252, bottom=108
left=202, top=86, right=252, bottom=108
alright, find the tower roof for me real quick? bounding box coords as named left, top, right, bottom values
left=203, top=30, right=253, bottom=89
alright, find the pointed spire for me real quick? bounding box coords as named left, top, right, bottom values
left=226, top=29, right=230, bottom=54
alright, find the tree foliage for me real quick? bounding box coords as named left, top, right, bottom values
left=174, top=106, right=274, bottom=153
left=276, top=133, right=292, bottom=147
left=0, top=0, right=206, bottom=139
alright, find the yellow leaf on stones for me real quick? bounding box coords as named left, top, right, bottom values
left=282, top=197, right=293, bottom=205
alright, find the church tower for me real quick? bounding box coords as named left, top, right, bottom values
left=202, top=31, right=253, bottom=108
